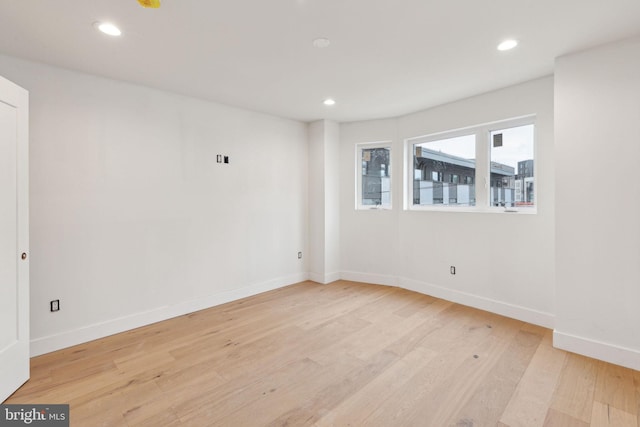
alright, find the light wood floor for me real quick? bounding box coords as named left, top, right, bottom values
left=6, top=281, right=640, bottom=426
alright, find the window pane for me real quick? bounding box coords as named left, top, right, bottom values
left=413, top=134, right=476, bottom=206
left=361, top=147, right=390, bottom=207
left=490, top=124, right=534, bottom=208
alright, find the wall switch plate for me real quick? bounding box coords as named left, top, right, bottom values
left=224, top=156, right=229, bottom=164
left=216, top=154, right=222, bottom=163
left=298, top=251, right=302, bottom=259
left=50, top=300, right=60, bottom=312
left=450, top=266, right=456, bottom=275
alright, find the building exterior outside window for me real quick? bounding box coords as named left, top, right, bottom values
left=413, top=149, right=530, bottom=207
left=413, top=148, right=476, bottom=206
left=357, top=143, right=391, bottom=209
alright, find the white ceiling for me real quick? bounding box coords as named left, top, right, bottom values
left=0, top=1, right=639, bottom=123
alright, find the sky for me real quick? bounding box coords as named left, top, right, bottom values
left=490, top=125, right=534, bottom=168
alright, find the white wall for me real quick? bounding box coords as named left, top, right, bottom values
left=0, top=54, right=309, bottom=356
left=308, top=120, right=340, bottom=284
left=555, top=36, right=640, bottom=370
left=341, top=77, right=555, bottom=327
left=324, top=121, right=341, bottom=281
left=308, top=122, right=325, bottom=282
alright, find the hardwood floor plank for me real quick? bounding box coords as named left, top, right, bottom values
left=450, top=328, right=544, bottom=426
left=383, top=298, right=454, bottom=357
left=264, top=350, right=399, bottom=426
left=549, top=353, right=599, bottom=423
left=315, top=345, right=438, bottom=426
left=362, top=310, right=521, bottom=426
left=173, top=357, right=325, bottom=425
left=213, top=316, right=370, bottom=381
left=120, top=381, right=178, bottom=427
left=114, top=350, right=176, bottom=378
left=393, top=292, right=438, bottom=318
left=154, top=358, right=226, bottom=393
left=499, top=330, right=567, bottom=427
left=196, top=356, right=367, bottom=426
left=594, top=361, right=638, bottom=415
left=297, top=284, right=392, bottom=330
left=308, top=310, right=431, bottom=364
left=8, top=369, right=126, bottom=405
left=543, top=408, right=590, bottom=427
left=405, top=332, right=522, bottom=426
left=590, top=401, right=637, bottom=427
left=65, top=379, right=130, bottom=427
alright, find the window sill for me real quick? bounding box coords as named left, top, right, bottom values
left=407, top=206, right=537, bottom=214
left=357, top=206, right=393, bottom=211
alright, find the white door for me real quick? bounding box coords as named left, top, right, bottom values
left=0, top=75, right=29, bottom=402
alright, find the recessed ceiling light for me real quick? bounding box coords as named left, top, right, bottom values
left=497, top=39, right=518, bottom=51
left=94, top=22, right=122, bottom=37
left=323, top=98, right=336, bottom=106
left=313, top=38, right=331, bottom=48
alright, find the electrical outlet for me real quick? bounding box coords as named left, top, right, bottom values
left=50, top=300, right=60, bottom=312
left=450, top=266, right=456, bottom=275
left=297, top=251, right=302, bottom=259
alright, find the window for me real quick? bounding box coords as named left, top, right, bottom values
left=411, top=134, right=476, bottom=206
left=357, top=142, right=391, bottom=209
left=406, top=116, right=535, bottom=212
left=490, top=124, right=535, bottom=208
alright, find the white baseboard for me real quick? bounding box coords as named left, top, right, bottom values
left=30, top=272, right=309, bottom=357
left=398, top=277, right=555, bottom=328
left=553, top=330, right=640, bottom=371
left=309, top=271, right=341, bottom=285
left=340, top=271, right=397, bottom=287
left=338, top=273, right=554, bottom=329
